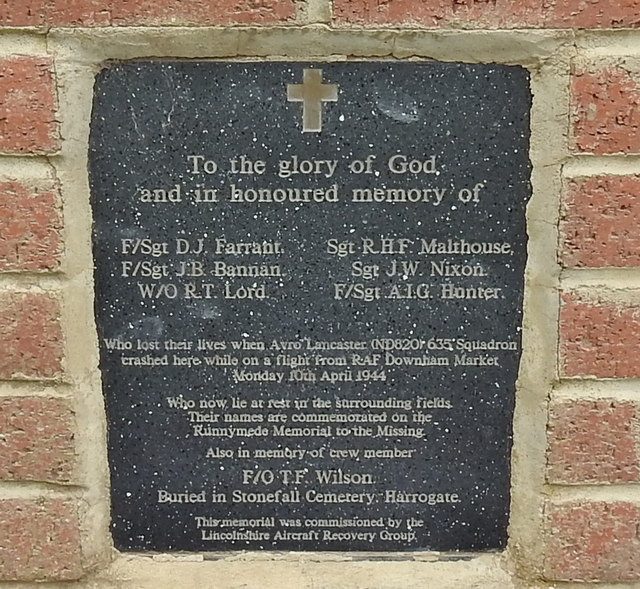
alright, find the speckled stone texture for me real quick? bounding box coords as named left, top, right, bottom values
left=90, top=62, right=531, bottom=552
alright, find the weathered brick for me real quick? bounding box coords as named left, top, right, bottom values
left=334, top=0, right=537, bottom=27
left=0, top=397, right=74, bottom=482
left=0, top=293, right=63, bottom=380
left=572, top=65, right=640, bottom=154
left=333, top=0, right=640, bottom=28
left=0, top=499, right=82, bottom=581
left=560, top=293, right=640, bottom=378
left=549, top=0, right=640, bottom=28
left=561, top=176, right=640, bottom=267
left=547, top=400, right=638, bottom=484
left=0, top=180, right=62, bottom=272
left=0, top=0, right=295, bottom=26
left=545, top=501, right=640, bottom=582
left=0, top=57, right=58, bottom=154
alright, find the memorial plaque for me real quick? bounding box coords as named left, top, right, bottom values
left=89, top=62, right=531, bottom=552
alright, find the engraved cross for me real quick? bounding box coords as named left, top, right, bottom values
left=287, top=68, right=338, bottom=133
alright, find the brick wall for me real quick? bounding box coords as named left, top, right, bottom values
left=334, top=0, right=640, bottom=28
left=0, top=51, right=82, bottom=581
left=0, top=1, right=639, bottom=587
left=544, top=52, right=640, bottom=583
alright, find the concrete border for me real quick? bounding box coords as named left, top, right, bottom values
left=41, top=27, right=571, bottom=588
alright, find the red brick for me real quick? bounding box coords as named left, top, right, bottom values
left=545, top=501, right=640, bottom=582
left=560, top=293, right=640, bottom=378
left=572, top=65, right=640, bottom=154
left=561, top=176, right=640, bottom=267
left=549, top=0, right=640, bottom=28
left=0, top=293, right=63, bottom=380
left=0, top=180, right=62, bottom=272
left=0, top=0, right=295, bottom=26
left=333, top=0, right=537, bottom=27
left=0, top=57, right=58, bottom=154
left=0, top=397, right=74, bottom=482
left=333, top=0, right=640, bottom=28
left=547, top=400, right=639, bottom=484
left=0, top=499, right=82, bottom=581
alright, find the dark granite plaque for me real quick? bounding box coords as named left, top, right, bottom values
left=89, top=61, right=531, bottom=552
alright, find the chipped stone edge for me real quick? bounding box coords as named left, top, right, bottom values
left=1, top=25, right=578, bottom=588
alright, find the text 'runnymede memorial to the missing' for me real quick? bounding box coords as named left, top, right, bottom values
left=89, top=62, right=531, bottom=552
